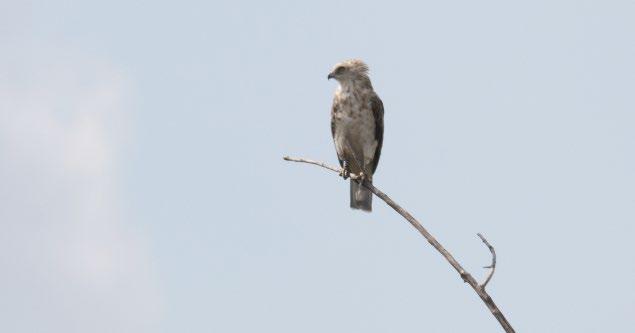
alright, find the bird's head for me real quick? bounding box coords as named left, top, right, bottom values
left=327, top=59, right=370, bottom=83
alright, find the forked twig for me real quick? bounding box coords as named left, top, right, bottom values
left=283, top=155, right=515, bottom=333
left=477, top=233, right=497, bottom=289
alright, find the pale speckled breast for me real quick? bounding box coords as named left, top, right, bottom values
left=333, top=89, right=378, bottom=174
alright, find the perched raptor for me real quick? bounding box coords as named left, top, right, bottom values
left=328, top=59, right=384, bottom=212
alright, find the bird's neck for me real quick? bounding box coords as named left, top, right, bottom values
left=338, top=77, right=373, bottom=93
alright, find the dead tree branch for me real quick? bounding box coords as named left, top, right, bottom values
left=477, top=233, right=497, bottom=289
left=283, top=155, right=515, bottom=333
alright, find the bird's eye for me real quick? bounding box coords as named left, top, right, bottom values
left=336, top=66, right=345, bottom=73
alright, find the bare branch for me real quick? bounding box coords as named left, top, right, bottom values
left=283, top=156, right=342, bottom=174
left=477, top=233, right=497, bottom=289
left=283, top=155, right=515, bottom=333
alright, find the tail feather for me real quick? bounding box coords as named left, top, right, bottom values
left=350, top=180, right=372, bottom=212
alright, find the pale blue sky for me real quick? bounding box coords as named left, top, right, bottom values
left=1, top=1, right=634, bottom=332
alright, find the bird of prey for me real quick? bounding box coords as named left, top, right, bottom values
left=328, top=59, right=384, bottom=212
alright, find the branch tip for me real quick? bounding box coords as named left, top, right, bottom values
left=477, top=233, right=497, bottom=289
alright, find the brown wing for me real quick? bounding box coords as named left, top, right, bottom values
left=370, top=94, right=384, bottom=174
left=331, top=98, right=344, bottom=168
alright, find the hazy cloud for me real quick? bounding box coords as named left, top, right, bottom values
left=0, top=52, right=162, bottom=333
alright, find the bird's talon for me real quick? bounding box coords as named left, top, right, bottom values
left=356, top=172, right=366, bottom=184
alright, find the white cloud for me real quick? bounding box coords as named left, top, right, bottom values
left=0, top=52, right=163, bottom=333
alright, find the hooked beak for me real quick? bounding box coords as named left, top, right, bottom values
left=327, top=72, right=335, bottom=80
